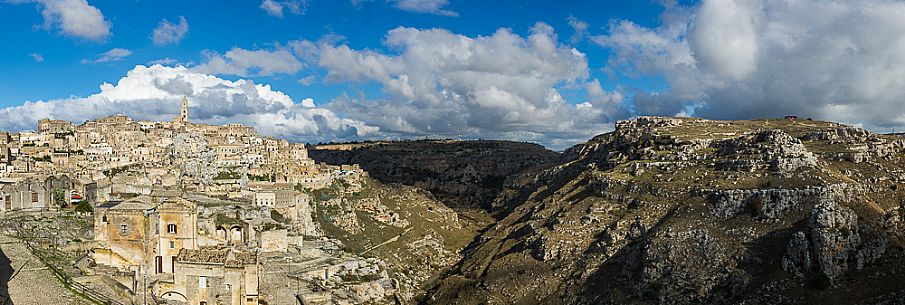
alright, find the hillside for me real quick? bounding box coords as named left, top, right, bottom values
left=424, top=117, right=905, bottom=304
left=308, top=177, right=493, bottom=301
left=309, top=140, right=561, bottom=215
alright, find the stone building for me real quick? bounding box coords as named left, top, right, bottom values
left=92, top=197, right=155, bottom=272
left=153, top=197, right=199, bottom=274
left=156, top=247, right=260, bottom=305
left=0, top=175, right=74, bottom=212
left=247, top=182, right=296, bottom=208
left=37, top=118, right=73, bottom=135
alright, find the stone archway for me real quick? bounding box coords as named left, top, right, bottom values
left=230, top=225, right=243, bottom=243
left=160, top=291, right=187, bottom=303
left=216, top=226, right=228, bottom=239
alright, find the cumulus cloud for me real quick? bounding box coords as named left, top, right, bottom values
left=194, top=47, right=303, bottom=77
left=0, top=65, right=378, bottom=142
left=16, top=0, right=111, bottom=41
left=93, top=48, right=132, bottom=63
left=289, top=23, right=625, bottom=147
left=151, top=16, right=189, bottom=46
left=594, top=0, right=905, bottom=129
left=260, top=0, right=306, bottom=17
left=393, top=0, right=457, bottom=16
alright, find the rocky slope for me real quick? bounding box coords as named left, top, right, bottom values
left=309, top=177, right=493, bottom=302
left=309, top=140, right=560, bottom=214
left=424, top=117, right=905, bottom=304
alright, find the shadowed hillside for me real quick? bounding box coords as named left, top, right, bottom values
left=309, top=140, right=561, bottom=216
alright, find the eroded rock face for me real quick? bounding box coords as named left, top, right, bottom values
left=801, top=126, right=872, bottom=141
left=782, top=199, right=887, bottom=286
left=171, top=132, right=218, bottom=184
left=642, top=229, right=749, bottom=305
left=708, top=188, right=822, bottom=219
left=426, top=117, right=905, bottom=305
left=714, top=129, right=818, bottom=172
left=782, top=231, right=812, bottom=275
left=809, top=200, right=862, bottom=284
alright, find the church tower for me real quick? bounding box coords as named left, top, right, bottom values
left=180, top=96, right=189, bottom=123
left=173, top=96, right=190, bottom=128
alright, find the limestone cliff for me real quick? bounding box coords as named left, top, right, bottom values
left=424, top=117, right=905, bottom=304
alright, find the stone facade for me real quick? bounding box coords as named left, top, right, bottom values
left=0, top=97, right=370, bottom=305
left=157, top=247, right=259, bottom=305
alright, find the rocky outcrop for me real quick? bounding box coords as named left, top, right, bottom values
left=782, top=199, right=888, bottom=286
left=714, top=129, right=818, bottom=172
left=641, top=229, right=749, bottom=304
left=426, top=117, right=905, bottom=305
left=311, top=178, right=489, bottom=302
left=708, top=188, right=822, bottom=219
left=782, top=231, right=813, bottom=274
left=171, top=132, right=219, bottom=184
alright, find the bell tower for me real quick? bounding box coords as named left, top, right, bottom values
left=180, top=96, right=189, bottom=123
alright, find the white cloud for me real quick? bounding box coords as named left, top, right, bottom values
left=289, top=23, right=624, bottom=148
left=194, top=47, right=303, bottom=77
left=94, top=48, right=132, bottom=63
left=393, top=0, right=457, bottom=16
left=29, top=52, right=44, bottom=62
left=260, top=0, right=306, bottom=17
left=297, top=75, right=317, bottom=86
left=0, top=65, right=378, bottom=142
left=151, top=16, right=189, bottom=46
left=567, top=16, right=588, bottom=44
left=149, top=58, right=179, bottom=65
left=594, top=0, right=905, bottom=130
left=689, top=0, right=761, bottom=80
left=22, top=0, right=111, bottom=41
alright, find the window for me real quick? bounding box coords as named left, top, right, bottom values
left=101, top=214, right=107, bottom=222
left=31, top=192, right=38, bottom=203
left=169, top=241, right=175, bottom=249
left=200, top=302, right=207, bottom=305
left=155, top=256, right=162, bottom=274
left=120, top=224, right=127, bottom=234
left=198, top=276, right=208, bottom=288
left=167, top=224, right=177, bottom=234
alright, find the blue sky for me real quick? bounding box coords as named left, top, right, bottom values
left=0, top=0, right=668, bottom=105
left=2, top=0, right=904, bottom=149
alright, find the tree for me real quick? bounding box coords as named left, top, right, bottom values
left=74, top=201, right=93, bottom=214
left=53, top=189, right=67, bottom=208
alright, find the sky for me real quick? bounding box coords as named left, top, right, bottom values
left=1, top=0, right=905, bottom=150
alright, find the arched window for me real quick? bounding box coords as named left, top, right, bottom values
left=167, top=224, right=177, bottom=234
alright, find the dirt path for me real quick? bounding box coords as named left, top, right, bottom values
left=0, top=235, right=91, bottom=305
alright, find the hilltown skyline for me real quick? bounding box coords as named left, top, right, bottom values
left=4, top=1, right=905, bottom=150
